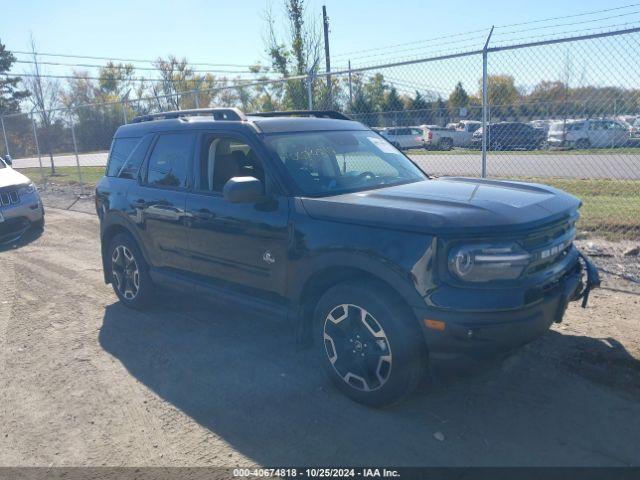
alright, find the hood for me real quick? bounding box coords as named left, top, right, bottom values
left=0, top=167, right=31, bottom=189
left=300, top=178, right=581, bottom=236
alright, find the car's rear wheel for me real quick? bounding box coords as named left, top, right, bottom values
left=575, top=138, right=590, bottom=150
left=108, top=233, right=154, bottom=309
left=314, top=280, right=427, bottom=407
left=439, top=138, right=453, bottom=151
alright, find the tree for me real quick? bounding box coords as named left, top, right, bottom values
left=448, top=81, right=469, bottom=120
left=382, top=87, right=404, bottom=125
left=22, top=36, right=61, bottom=173
left=0, top=40, right=29, bottom=114
left=265, top=0, right=321, bottom=109
left=479, top=74, right=520, bottom=119
left=405, top=91, right=434, bottom=125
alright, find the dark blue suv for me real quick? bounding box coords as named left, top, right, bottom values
left=96, top=108, right=599, bottom=406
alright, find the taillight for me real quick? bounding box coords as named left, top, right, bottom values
left=428, top=131, right=433, bottom=140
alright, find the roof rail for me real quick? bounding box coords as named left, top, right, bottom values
left=131, top=107, right=247, bottom=123
left=248, top=110, right=352, bottom=121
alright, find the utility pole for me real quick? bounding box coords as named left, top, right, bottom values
left=322, top=5, right=332, bottom=108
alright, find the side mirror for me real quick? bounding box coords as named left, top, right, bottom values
left=4, top=155, right=12, bottom=166
left=223, top=176, right=264, bottom=203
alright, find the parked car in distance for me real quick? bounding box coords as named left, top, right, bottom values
left=445, top=120, right=482, bottom=148
left=529, top=119, right=552, bottom=136
left=420, top=125, right=455, bottom=150
left=0, top=155, right=45, bottom=244
left=547, top=119, right=630, bottom=149
left=377, top=126, right=426, bottom=150
left=96, top=108, right=599, bottom=407
left=471, top=122, right=547, bottom=150
left=627, top=117, right=640, bottom=140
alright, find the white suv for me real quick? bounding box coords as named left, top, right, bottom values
left=547, top=119, right=629, bottom=149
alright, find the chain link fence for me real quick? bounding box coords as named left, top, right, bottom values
left=2, top=27, right=639, bottom=239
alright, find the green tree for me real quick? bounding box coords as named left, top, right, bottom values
left=0, top=40, right=29, bottom=114
left=265, top=0, right=321, bottom=109
left=382, top=87, right=404, bottom=125
left=448, top=82, right=469, bottom=109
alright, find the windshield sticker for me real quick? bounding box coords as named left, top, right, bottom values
left=367, top=136, right=398, bottom=154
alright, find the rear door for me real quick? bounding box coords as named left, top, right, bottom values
left=133, top=132, right=195, bottom=271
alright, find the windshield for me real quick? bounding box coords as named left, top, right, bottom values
left=264, top=130, right=426, bottom=196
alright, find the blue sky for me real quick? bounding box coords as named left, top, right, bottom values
left=3, top=0, right=640, bottom=98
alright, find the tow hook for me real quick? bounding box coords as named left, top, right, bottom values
left=577, top=251, right=601, bottom=308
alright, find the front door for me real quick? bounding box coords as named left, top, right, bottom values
left=185, top=132, right=289, bottom=297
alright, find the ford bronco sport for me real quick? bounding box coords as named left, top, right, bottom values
left=96, top=108, right=600, bottom=407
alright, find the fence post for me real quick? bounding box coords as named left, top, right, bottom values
left=481, top=26, right=494, bottom=179
left=307, top=74, right=313, bottom=111
left=30, top=113, right=46, bottom=190
left=1, top=116, right=10, bottom=157
left=68, top=109, right=85, bottom=195
left=348, top=60, right=353, bottom=109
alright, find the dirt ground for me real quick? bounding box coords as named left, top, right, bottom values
left=0, top=207, right=639, bottom=467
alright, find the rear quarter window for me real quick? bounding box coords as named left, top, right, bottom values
left=106, top=137, right=141, bottom=177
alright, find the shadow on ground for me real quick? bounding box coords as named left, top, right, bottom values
left=0, top=226, right=43, bottom=252
left=99, top=293, right=640, bottom=467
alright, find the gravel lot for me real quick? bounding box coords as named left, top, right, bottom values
left=0, top=207, right=639, bottom=467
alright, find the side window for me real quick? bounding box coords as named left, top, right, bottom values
left=106, top=137, right=140, bottom=177
left=146, top=133, right=194, bottom=188
left=120, top=134, right=153, bottom=179
left=198, top=136, right=264, bottom=193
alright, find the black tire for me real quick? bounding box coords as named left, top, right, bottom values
left=314, top=279, right=427, bottom=407
left=439, top=138, right=453, bottom=151
left=575, top=138, right=590, bottom=150
left=31, top=216, right=45, bottom=231
left=107, top=233, right=155, bottom=309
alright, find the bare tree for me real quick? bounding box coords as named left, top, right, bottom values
left=264, top=0, right=322, bottom=109
left=151, top=56, right=194, bottom=110
left=23, top=35, right=60, bottom=173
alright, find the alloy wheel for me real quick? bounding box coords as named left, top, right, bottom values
left=323, top=304, right=393, bottom=392
left=111, top=245, right=140, bottom=300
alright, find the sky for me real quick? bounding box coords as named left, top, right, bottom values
left=2, top=0, right=640, bottom=99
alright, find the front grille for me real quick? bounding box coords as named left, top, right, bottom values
left=523, top=217, right=577, bottom=276
left=0, top=189, right=20, bottom=207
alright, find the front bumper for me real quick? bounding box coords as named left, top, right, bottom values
left=413, top=253, right=599, bottom=359
left=0, top=192, right=44, bottom=243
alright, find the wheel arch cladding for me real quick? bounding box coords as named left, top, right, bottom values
left=293, top=265, right=419, bottom=346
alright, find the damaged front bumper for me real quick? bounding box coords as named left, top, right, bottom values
left=414, top=250, right=600, bottom=358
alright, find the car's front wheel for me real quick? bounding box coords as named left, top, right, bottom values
left=108, top=233, right=154, bottom=309
left=314, top=280, right=427, bottom=407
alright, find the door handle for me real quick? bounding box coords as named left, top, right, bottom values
left=194, top=208, right=215, bottom=221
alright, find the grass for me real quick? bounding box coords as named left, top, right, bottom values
left=14, top=166, right=639, bottom=240
left=16, top=166, right=105, bottom=188
left=406, top=147, right=640, bottom=155
left=512, top=178, right=640, bottom=240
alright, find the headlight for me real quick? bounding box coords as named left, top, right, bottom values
left=18, top=183, right=36, bottom=195
left=448, top=242, right=531, bottom=282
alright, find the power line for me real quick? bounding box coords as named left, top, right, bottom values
left=10, top=50, right=257, bottom=68
left=331, top=2, right=640, bottom=60
left=493, top=9, right=640, bottom=37
left=1, top=72, right=275, bottom=82
left=493, top=2, right=640, bottom=28
left=12, top=59, right=258, bottom=74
